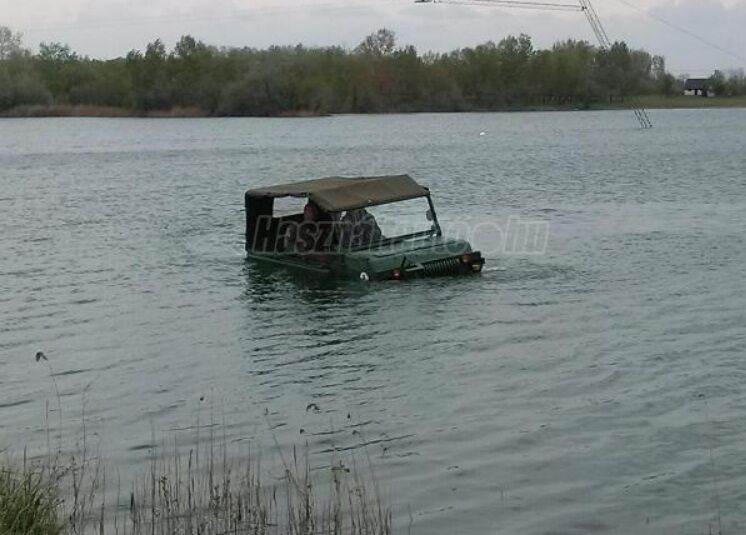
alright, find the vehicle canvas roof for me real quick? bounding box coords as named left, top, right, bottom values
left=245, top=174, right=429, bottom=212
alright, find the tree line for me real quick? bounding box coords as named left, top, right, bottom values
left=1, top=26, right=744, bottom=116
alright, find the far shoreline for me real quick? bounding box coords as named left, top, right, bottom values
left=3, top=96, right=746, bottom=119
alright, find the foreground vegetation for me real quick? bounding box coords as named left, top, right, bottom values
left=1, top=438, right=390, bottom=535
left=1, top=361, right=389, bottom=535
left=0, top=355, right=390, bottom=534
left=0, top=461, right=59, bottom=535
left=2, top=24, right=745, bottom=117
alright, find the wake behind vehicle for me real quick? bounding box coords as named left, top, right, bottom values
left=244, top=174, right=484, bottom=280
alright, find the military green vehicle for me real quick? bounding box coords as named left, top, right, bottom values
left=244, top=174, right=484, bottom=280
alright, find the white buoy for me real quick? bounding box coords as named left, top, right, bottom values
left=479, top=131, right=487, bottom=136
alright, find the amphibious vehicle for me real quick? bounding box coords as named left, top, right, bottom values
left=244, top=175, right=484, bottom=280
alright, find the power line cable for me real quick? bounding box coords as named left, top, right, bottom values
left=612, top=0, right=746, bottom=64
left=419, top=0, right=582, bottom=11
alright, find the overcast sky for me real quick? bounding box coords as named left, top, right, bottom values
left=2, top=0, right=744, bottom=76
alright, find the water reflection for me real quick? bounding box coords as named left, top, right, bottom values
left=241, top=260, right=373, bottom=306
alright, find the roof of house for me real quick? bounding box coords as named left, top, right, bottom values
left=684, top=78, right=710, bottom=90
left=245, top=174, right=429, bottom=212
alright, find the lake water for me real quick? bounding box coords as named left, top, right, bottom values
left=1, top=110, right=745, bottom=534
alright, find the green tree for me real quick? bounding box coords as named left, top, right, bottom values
left=171, top=35, right=220, bottom=111
left=126, top=39, right=172, bottom=110
left=0, top=26, right=24, bottom=59
left=724, top=70, right=745, bottom=96
left=36, top=42, right=85, bottom=102
left=651, top=55, right=676, bottom=96
left=0, top=29, right=679, bottom=116
left=709, top=70, right=727, bottom=96
left=495, top=34, right=534, bottom=105
left=550, top=39, right=594, bottom=104
left=356, top=29, right=396, bottom=56
left=0, top=28, right=50, bottom=111
left=38, top=42, right=77, bottom=62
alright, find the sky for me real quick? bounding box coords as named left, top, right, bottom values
left=2, top=0, right=745, bottom=76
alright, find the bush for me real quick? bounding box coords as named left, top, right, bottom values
left=0, top=65, right=51, bottom=111
left=0, top=463, right=60, bottom=535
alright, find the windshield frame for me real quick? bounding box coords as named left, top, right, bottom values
left=340, top=194, right=442, bottom=251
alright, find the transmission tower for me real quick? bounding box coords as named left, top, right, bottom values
left=577, top=0, right=652, bottom=127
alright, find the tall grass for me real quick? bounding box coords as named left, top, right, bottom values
left=2, top=432, right=391, bottom=535
left=2, top=409, right=391, bottom=535
left=119, top=437, right=391, bottom=535
left=0, top=354, right=392, bottom=534
left=0, top=453, right=60, bottom=535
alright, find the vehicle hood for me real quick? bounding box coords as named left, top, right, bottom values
left=345, top=236, right=474, bottom=273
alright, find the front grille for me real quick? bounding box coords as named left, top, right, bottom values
left=421, top=257, right=462, bottom=276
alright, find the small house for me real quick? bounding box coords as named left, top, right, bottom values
left=683, top=78, right=714, bottom=97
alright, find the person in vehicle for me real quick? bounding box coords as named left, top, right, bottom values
left=338, top=208, right=383, bottom=249
left=283, top=200, right=333, bottom=253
